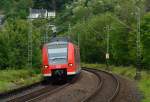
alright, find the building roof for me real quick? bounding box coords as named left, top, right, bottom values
left=0, top=14, right=5, bottom=26
left=50, top=37, right=71, bottom=43
left=0, top=15, right=5, bottom=18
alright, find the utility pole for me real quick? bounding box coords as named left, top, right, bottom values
left=78, top=32, right=80, bottom=47
left=51, top=0, right=56, bottom=38
left=28, top=8, right=32, bottom=68
left=68, top=23, right=71, bottom=38
left=105, top=25, right=111, bottom=71
left=45, top=18, right=49, bottom=44
left=135, top=7, right=141, bottom=80
left=44, top=0, right=56, bottom=43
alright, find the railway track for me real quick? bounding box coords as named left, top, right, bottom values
left=0, top=74, right=80, bottom=102
left=81, top=68, right=103, bottom=102
left=24, top=83, right=70, bottom=102
left=0, top=81, right=71, bottom=102
left=1, top=68, right=120, bottom=102
left=83, top=67, right=120, bottom=102
left=0, top=82, right=41, bottom=99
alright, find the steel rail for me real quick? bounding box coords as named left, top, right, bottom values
left=0, top=81, right=41, bottom=100
left=27, top=69, right=103, bottom=102
left=26, top=73, right=81, bottom=102
left=82, top=67, right=120, bottom=102
left=2, top=71, right=79, bottom=102
left=2, top=68, right=120, bottom=102
left=6, top=82, right=71, bottom=102
left=26, top=83, right=70, bottom=102
left=81, top=68, right=103, bottom=102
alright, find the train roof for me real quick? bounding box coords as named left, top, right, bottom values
left=46, top=37, right=71, bottom=46
left=50, top=37, right=71, bottom=42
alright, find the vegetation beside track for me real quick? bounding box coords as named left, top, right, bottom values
left=82, top=63, right=150, bottom=102
left=0, top=68, right=42, bottom=93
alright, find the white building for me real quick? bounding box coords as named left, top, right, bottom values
left=0, top=15, right=4, bottom=26
left=28, top=9, right=56, bottom=19
left=47, top=12, right=56, bottom=18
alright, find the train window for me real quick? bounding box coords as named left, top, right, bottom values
left=48, top=45, right=68, bottom=64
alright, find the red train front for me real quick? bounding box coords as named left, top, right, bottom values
left=42, top=37, right=81, bottom=81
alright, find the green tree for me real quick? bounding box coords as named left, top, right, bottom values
left=141, top=12, right=150, bottom=69
left=110, top=21, right=130, bottom=65
left=0, top=31, right=9, bottom=69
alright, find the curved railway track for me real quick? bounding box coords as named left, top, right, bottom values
left=25, top=83, right=70, bottom=102
left=81, top=68, right=103, bottom=102
left=0, top=80, right=73, bottom=102
left=82, top=67, right=120, bottom=102
left=0, top=82, right=41, bottom=100
left=1, top=68, right=120, bottom=102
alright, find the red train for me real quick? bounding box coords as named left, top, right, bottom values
left=42, top=37, right=81, bottom=81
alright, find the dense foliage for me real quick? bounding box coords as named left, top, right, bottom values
left=0, top=0, right=150, bottom=70
left=56, top=0, right=150, bottom=69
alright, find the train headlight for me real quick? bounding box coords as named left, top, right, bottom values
left=68, top=63, right=73, bottom=67
left=44, top=65, right=49, bottom=69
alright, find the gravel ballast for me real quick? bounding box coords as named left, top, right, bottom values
left=38, top=71, right=99, bottom=102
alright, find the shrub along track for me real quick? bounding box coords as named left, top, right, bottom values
left=0, top=68, right=121, bottom=102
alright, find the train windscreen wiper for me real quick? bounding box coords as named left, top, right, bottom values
left=49, top=57, right=66, bottom=60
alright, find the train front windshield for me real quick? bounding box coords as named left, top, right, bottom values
left=48, top=43, right=68, bottom=64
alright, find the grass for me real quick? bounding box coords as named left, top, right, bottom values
left=138, top=71, right=150, bottom=102
left=82, top=63, right=150, bottom=102
left=0, top=68, right=42, bottom=93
